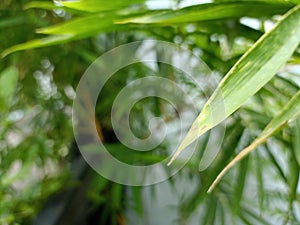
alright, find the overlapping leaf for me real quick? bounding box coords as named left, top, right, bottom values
left=208, top=90, right=300, bottom=192
left=118, top=1, right=293, bottom=24
left=168, top=5, right=300, bottom=165
left=2, top=1, right=297, bottom=57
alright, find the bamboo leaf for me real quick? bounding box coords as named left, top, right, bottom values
left=288, top=119, right=300, bottom=216
left=24, top=1, right=87, bottom=14
left=233, top=148, right=249, bottom=213
left=208, top=90, right=300, bottom=192
left=254, top=150, right=264, bottom=213
left=168, top=5, right=300, bottom=166
left=36, top=13, right=121, bottom=36
left=1, top=13, right=128, bottom=57
left=24, top=1, right=61, bottom=10
left=288, top=146, right=299, bottom=218
left=1, top=35, right=73, bottom=58
left=0, top=67, right=19, bottom=113
left=118, top=1, right=293, bottom=24
left=293, top=119, right=300, bottom=165
left=58, top=0, right=145, bottom=13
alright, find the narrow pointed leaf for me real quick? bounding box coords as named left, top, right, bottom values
left=59, top=0, right=145, bottom=13
left=36, top=13, right=121, bottom=36
left=288, top=145, right=299, bottom=214
left=118, top=1, right=293, bottom=24
left=168, top=5, right=300, bottom=166
left=24, top=1, right=62, bottom=10
left=293, top=119, right=300, bottom=165
left=24, top=1, right=87, bottom=14
left=1, top=13, right=131, bottom=57
left=1, top=13, right=127, bottom=57
left=1, top=35, right=73, bottom=58
left=208, top=90, right=300, bottom=192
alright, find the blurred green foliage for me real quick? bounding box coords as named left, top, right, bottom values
left=1, top=0, right=300, bottom=225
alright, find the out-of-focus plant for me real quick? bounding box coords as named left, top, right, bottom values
left=2, top=0, right=300, bottom=224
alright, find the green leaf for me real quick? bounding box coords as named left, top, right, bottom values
left=0, top=67, right=19, bottom=113
left=233, top=149, right=249, bottom=213
left=168, top=5, right=300, bottom=166
left=58, top=0, right=145, bottom=13
left=288, top=119, right=300, bottom=216
left=208, top=90, right=300, bottom=192
left=36, top=13, right=121, bottom=36
left=24, top=1, right=62, bottom=10
left=24, top=1, right=88, bottom=14
left=0, top=16, right=26, bottom=30
left=1, top=13, right=130, bottom=57
left=1, top=35, right=73, bottom=58
left=118, top=1, right=293, bottom=24
left=293, top=119, right=300, bottom=165
left=288, top=140, right=299, bottom=216
left=254, top=150, right=264, bottom=213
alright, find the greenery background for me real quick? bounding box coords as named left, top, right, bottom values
left=1, top=0, right=300, bottom=224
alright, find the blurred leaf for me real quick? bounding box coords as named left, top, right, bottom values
left=36, top=13, right=121, bottom=35
left=1, top=13, right=127, bottom=57
left=0, top=16, right=26, bottom=29
left=0, top=67, right=18, bottom=113
left=24, top=1, right=87, bottom=14
left=288, top=119, right=300, bottom=220
left=59, top=0, right=145, bottom=13
left=168, top=5, right=300, bottom=165
left=233, top=154, right=249, bottom=213
left=24, top=1, right=61, bottom=10
left=265, top=145, right=287, bottom=182
left=130, top=187, right=143, bottom=216
left=254, top=150, right=264, bottom=212
left=1, top=161, right=32, bottom=187
left=240, top=205, right=273, bottom=225
left=209, top=90, right=300, bottom=192
left=288, top=143, right=299, bottom=219
left=118, top=1, right=293, bottom=24
left=294, top=119, right=300, bottom=165
left=1, top=35, right=73, bottom=58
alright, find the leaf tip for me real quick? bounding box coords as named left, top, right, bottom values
left=167, top=148, right=181, bottom=166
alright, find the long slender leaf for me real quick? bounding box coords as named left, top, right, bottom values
left=24, top=1, right=62, bottom=10
left=208, top=90, right=300, bottom=192
left=233, top=153, right=249, bottom=213
left=36, top=13, right=121, bottom=35
left=289, top=119, right=300, bottom=215
left=59, top=0, right=145, bottom=13
left=1, top=13, right=128, bottom=57
left=168, top=5, right=300, bottom=165
left=118, top=1, right=293, bottom=24
left=1, top=35, right=72, bottom=58
left=24, top=1, right=88, bottom=14
left=265, top=145, right=287, bottom=183
left=288, top=147, right=299, bottom=219
left=3, top=1, right=293, bottom=57
left=254, top=150, right=264, bottom=213
left=293, top=119, right=300, bottom=166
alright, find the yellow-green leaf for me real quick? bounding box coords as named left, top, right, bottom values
left=58, top=0, right=145, bottom=13
left=208, top=90, right=300, bottom=192
left=118, top=1, right=293, bottom=24
left=1, top=35, right=72, bottom=58
left=168, top=5, right=300, bottom=165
